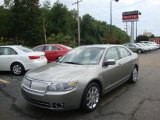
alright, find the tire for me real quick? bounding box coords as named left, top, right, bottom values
left=137, top=49, right=142, bottom=54
left=11, top=63, right=25, bottom=76
left=80, top=82, right=101, bottom=112
left=129, top=67, right=138, bottom=83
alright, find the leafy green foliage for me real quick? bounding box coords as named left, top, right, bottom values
left=0, top=1, right=129, bottom=46
left=12, top=0, right=43, bottom=46
left=136, top=35, right=149, bottom=42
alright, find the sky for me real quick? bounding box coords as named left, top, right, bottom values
left=0, top=0, right=160, bottom=37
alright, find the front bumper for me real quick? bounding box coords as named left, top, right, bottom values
left=21, top=86, right=83, bottom=111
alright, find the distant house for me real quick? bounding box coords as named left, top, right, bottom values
left=143, top=32, right=152, bottom=37
left=149, top=38, right=160, bottom=44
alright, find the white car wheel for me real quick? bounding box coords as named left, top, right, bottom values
left=11, top=63, right=24, bottom=75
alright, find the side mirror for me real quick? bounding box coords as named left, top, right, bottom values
left=103, top=59, right=116, bottom=66
left=56, top=56, right=62, bottom=62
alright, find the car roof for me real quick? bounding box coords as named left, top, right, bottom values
left=79, top=44, right=125, bottom=48
left=0, top=45, right=22, bottom=48
left=35, top=44, right=66, bottom=46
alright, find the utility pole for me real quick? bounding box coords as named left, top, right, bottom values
left=73, top=0, right=82, bottom=46
left=124, top=22, right=130, bottom=35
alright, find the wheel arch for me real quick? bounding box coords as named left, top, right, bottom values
left=10, top=61, right=25, bottom=71
left=86, top=79, right=103, bottom=96
left=134, top=64, right=139, bottom=71
left=80, top=79, right=103, bottom=112
left=137, top=49, right=143, bottom=53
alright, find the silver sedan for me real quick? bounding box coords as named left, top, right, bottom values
left=21, top=45, right=139, bottom=112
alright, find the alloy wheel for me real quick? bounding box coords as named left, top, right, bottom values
left=132, top=68, right=138, bottom=82
left=12, top=64, right=22, bottom=75
left=86, top=86, right=100, bottom=109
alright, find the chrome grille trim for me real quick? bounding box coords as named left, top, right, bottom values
left=22, top=77, right=51, bottom=93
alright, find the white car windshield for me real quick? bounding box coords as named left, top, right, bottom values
left=59, top=47, right=105, bottom=65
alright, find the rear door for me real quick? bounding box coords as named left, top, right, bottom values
left=129, top=44, right=137, bottom=52
left=117, top=46, right=133, bottom=80
left=44, top=45, right=61, bottom=62
left=0, top=47, right=18, bottom=71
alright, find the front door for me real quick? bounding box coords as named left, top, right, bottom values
left=102, top=47, right=122, bottom=89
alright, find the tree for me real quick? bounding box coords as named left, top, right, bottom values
left=41, top=0, right=51, bottom=44
left=48, top=2, right=77, bottom=45
left=0, top=6, right=14, bottom=40
left=150, top=34, right=155, bottom=38
left=81, top=14, right=107, bottom=45
left=4, top=0, right=43, bottom=46
left=136, top=35, right=149, bottom=42
left=1, top=0, right=130, bottom=46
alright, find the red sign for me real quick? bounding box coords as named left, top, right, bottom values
left=122, top=15, right=139, bottom=21
left=122, top=10, right=140, bottom=22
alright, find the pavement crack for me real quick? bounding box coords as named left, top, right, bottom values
left=103, top=111, right=130, bottom=116
left=88, top=111, right=130, bottom=120
left=128, top=97, right=147, bottom=120
left=145, top=98, right=160, bottom=102
left=100, top=85, right=130, bottom=107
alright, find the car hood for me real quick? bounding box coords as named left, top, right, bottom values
left=26, top=62, right=97, bottom=83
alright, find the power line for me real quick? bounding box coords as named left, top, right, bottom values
left=124, top=22, right=130, bottom=35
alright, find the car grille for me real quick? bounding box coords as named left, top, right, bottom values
left=22, top=77, right=51, bottom=93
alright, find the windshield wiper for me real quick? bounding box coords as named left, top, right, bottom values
left=63, top=62, right=82, bottom=65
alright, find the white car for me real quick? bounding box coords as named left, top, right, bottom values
left=140, top=41, right=159, bottom=49
left=0, top=45, right=47, bottom=75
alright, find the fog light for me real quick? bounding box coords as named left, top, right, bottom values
left=53, top=103, right=64, bottom=108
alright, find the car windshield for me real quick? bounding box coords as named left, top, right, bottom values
left=17, top=46, right=33, bottom=53
left=59, top=47, right=105, bottom=65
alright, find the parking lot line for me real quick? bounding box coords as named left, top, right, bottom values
left=0, top=79, right=10, bottom=84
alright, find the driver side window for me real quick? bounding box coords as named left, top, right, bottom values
left=105, top=47, right=119, bottom=61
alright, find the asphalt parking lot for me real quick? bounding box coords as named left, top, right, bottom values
left=1, top=50, right=160, bottom=120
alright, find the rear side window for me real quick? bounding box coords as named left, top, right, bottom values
left=118, top=47, right=131, bottom=58
left=0, top=47, right=17, bottom=55
left=51, top=46, right=61, bottom=50
left=44, top=45, right=61, bottom=51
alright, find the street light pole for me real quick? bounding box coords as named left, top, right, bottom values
left=110, top=0, right=112, bottom=27
left=110, top=0, right=119, bottom=41
left=110, top=0, right=112, bottom=40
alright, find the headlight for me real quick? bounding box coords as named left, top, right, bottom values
left=49, top=81, right=78, bottom=92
